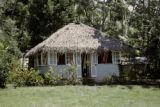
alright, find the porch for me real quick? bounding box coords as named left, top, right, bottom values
left=32, top=51, right=121, bottom=82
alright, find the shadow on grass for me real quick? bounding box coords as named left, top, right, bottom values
left=109, top=84, right=160, bottom=89
left=82, top=79, right=160, bottom=89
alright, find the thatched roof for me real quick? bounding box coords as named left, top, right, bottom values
left=26, top=23, right=131, bottom=57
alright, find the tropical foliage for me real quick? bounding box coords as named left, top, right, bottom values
left=9, top=68, right=44, bottom=87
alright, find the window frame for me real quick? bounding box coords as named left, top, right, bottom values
left=98, top=51, right=112, bottom=64
left=42, top=52, right=48, bottom=65
left=34, top=56, right=38, bottom=67
left=49, top=52, right=57, bottom=65
left=37, top=53, right=42, bottom=66
left=112, top=51, right=120, bottom=64
left=66, top=53, right=74, bottom=65
left=57, top=53, right=66, bottom=65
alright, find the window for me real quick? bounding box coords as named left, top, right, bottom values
left=57, top=53, right=65, bottom=65
left=34, top=57, right=37, bottom=67
left=93, top=53, right=98, bottom=64
left=98, top=51, right=112, bottom=64
left=38, top=53, right=41, bottom=65
left=66, top=53, right=73, bottom=64
left=50, top=52, right=57, bottom=65
left=42, top=53, right=48, bottom=65
left=76, top=53, right=81, bottom=65
left=112, top=52, right=120, bottom=64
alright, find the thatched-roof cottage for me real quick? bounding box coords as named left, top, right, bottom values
left=26, top=23, right=131, bottom=82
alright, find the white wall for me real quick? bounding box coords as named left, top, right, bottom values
left=95, top=64, right=119, bottom=82
left=36, top=51, right=121, bottom=82
left=37, top=64, right=119, bottom=82
left=37, top=50, right=120, bottom=82
left=37, top=65, right=73, bottom=79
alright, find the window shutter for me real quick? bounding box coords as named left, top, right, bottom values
left=73, top=53, right=76, bottom=64
left=112, top=52, right=115, bottom=64
left=48, top=52, right=50, bottom=65
left=76, top=53, right=81, bottom=65
left=38, top=53, right=41, bottom=65
left=34, top=57, right=37, bottom=67
left=91, top=53, right=97, bottom=77
left=66, top=53, right=73, bottom=64
left=112, top=52, right=120, bottom=64
left=94, top=53, right=98, bottom=64
left=76, top=53, right=81, bottom=78
left=49, top=52, right=57, bottom=65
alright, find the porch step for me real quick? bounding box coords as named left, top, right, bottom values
left=82, top=78, right=96, bottom=85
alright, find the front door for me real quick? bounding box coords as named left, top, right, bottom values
left=81, top=54, right=91, bottom=78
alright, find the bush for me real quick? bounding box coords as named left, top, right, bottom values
left=43, top=65, right=82, bottom=85
left=0, top=57, right=17, bottom=88
left=101, top=74, right=120, bottom=85
left=66, top=65, right=82, bottom=85
left=43, top=71, right=61, bottom=86
left=9, top=65, right=82, bottom=87
left=43, top=71, right=55, bottom=85
left=119, top=64, right=149, bottom=82
left=25, top=69, right=44, bottom=86
left=9, top=68, right=44, bottom=87
left=42, top=66, right=61, bottom=86
left=0, top=71, right=7, bottom=88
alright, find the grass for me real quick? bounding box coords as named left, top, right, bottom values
left=0, top=85, right=160, bottom=107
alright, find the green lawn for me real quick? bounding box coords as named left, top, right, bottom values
left=0, top=85, right=160, bottom=107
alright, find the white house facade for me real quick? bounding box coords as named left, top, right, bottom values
left=33, top=51, right=120, bottom=82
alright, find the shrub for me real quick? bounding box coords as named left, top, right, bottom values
left=9, top=68, right=44, bottom=87
left=119, top=64, right=149, bottom=82
left=67, top=65, right=82, bottom=85
left=43, top=71, right=54, bottom=85
left=25, top=69, right=44, bottom=86
left=43, top=65, right=82, bottom=85
left=42, top=66, right=61, bottom=85
left=0, top=57, right=18, bottom=88
left=0, top=71, right=7, bottom=88
left=43, top=71, right=61, bottom=86
left=101, top=74, right=120, bottom=85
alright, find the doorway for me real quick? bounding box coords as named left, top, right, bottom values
left=81, top=54, right=91, bottom=78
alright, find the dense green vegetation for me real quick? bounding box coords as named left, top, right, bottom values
left=0, top=0, right=160, bottom=87
left=8, top=65, right=81, bottom=87
left=0, top=30, right=21, bottom=87
left=0, top=85, right=160, bottom=107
